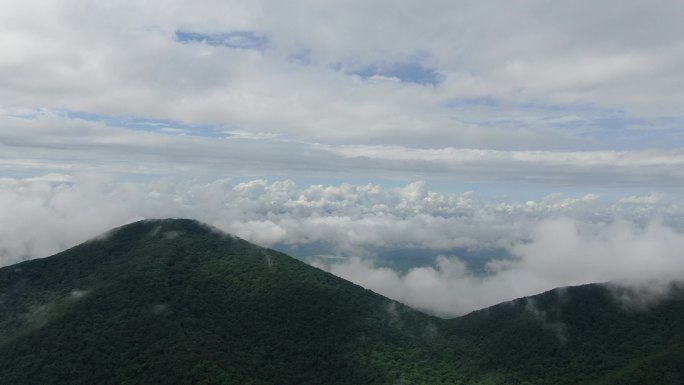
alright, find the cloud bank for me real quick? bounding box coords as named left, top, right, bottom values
left=3, top=113, right=684, bottom=187
left=318, top=219, right=684, bottom=317
left=2, top=175, right=683, bottom=316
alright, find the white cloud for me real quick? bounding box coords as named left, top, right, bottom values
left=317, top=218, right=684, bottom=317
left=0, top=175, right=679, bottom=265
left=0, top=0, right=683, bottom=151
left=315, top=256, right=507, bottom=317
left=619, top=192, right=663, bottom=205
left=1, top=175, right=683, bottom=318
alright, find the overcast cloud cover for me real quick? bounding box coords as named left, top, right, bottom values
left=1, top=1, right=684, bottom=316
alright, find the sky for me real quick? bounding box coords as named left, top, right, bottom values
left=1, top=0, right=684, bottom=316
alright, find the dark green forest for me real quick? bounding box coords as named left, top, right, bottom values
left=1, top=219, right=682, bottom=384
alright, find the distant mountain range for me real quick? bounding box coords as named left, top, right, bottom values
left=1, top=219, right=682, bottom=384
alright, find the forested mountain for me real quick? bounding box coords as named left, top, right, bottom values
left=1, top=219, right=682, bottom=384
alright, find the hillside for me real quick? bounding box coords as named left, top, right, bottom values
left=0, top=219, right=683, bottom=384
left=0, top=219, right=448, bottom=384
left=442, top=283, right=684, bottom=384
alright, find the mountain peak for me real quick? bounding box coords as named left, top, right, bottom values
left=0, top=218, right=442, bottom=384
left=104, top=218, right=225, bottom=240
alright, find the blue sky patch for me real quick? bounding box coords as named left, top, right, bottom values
left=350, top=62, right=443, bottom=86
left=175, top=30, right=268, bottom=50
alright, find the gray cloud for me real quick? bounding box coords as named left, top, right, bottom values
left=2, top=113, right=684, bottom=187
left=1, top=1, right=683, bottom=149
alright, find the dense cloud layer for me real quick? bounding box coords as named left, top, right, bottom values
left=319, top=219, right=684, bottom=316
left=2, top=175, right=682, bottom=316
left=1, top=1, right=684, bottom=187
left=3, top=0, right=684, bottom=121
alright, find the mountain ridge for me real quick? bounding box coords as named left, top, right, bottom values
left=1, top=218, right=682, bottom=384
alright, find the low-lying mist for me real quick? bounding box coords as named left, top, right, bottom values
left=2, top=174, right=682, bottom=316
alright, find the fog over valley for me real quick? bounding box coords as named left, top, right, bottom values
left=2, top=175, right=682, bottom=316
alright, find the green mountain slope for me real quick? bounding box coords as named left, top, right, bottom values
left=0, top=219, right=450, bottom=384
left=1, top=219, right=683, bottom=384
left=442, top=283, right=684, bottom=384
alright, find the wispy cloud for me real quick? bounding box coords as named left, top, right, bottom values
left=2, top=112, right=684, bottom=187
left=175, top=30, right=269, bottom=50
